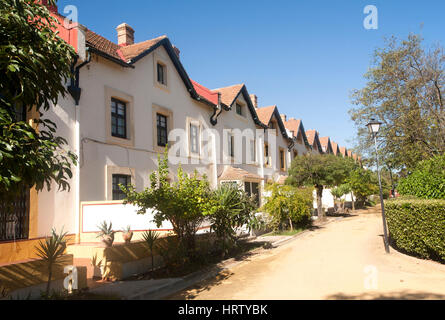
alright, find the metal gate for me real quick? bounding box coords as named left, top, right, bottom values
left=0, top=188, right=30, bottom=242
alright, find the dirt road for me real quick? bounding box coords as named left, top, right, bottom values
left=170, top=207, right=445, bottom=300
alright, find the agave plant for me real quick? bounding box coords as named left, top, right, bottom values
left=35, top=228, right=68, bottom=296
left=96, top=221, right=115, bottom=247
left=142, top=230, right=160, bottom=272
left=122, top=225, right=133, bottom=244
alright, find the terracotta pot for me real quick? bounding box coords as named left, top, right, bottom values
left=101, top=234, right=114, bottom=247
left=123, top=231, right=133, bottom=244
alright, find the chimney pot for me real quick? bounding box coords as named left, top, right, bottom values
left=116, top=23, right=135, bottom=46
left=280, top=114, right=287, bottom=122
left=250, top=94, right=258, bottom=108
left=172, top=45, right=180, bottom=59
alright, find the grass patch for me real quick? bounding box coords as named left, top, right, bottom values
left=263, top=228, right=304, bottom=237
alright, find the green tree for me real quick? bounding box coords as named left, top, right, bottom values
left=261, top=183, right=313, bottom=231
left=0, top=0, right=77, bottom=200
left=347, top=167, right=379, bottom=207
left=287, top=154, right=351, bottom=219
left=350, top=34, right=445, bottom=171
left=122, top=150, right=212, bottom=257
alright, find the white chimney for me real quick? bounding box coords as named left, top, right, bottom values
left=116, top=23, right=135, bottom=46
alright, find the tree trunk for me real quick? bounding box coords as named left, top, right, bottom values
left=350, top=192, right=355, bottom=211
left=46, top=266, right=52, bottom=296
left=316, top=186, right=324, bottom=220
left=289, top=217, right=293, bottom=231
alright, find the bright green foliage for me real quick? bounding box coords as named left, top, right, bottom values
left=331, top=184, right=351, bottom=201
left=141, top=230, right=160, bottom=272
left=398, top=154, right=445, bottom=199
left=261, top=183, right=313, bottom=231
left=207, top=183, right=256, bottom=254
left=35, top=228, right=68, bottom=295
left=287, top=154, right=356, bottom=218
left=385, top=199, right=445, bottom=262
left=347, top=168, right=379, bottom=205
left=0, top=0, right=77, bottom=200
left=122, top=150, right=213, bottom=256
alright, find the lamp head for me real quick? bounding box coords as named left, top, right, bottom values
left=366, top=118, right=382, bottom=135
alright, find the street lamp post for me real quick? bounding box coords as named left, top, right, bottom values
left=366, top=119, right=390, bottom=254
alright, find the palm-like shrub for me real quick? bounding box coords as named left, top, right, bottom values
left=142, top=230, right=160, bottom=272
left=331, top=184, right=351, bottom=212
left=208, top=184, right=256, bottom=255
left=35, top=228, right=68, bottom=296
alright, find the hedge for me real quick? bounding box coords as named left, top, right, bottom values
left=385, top=198, right=445, bottom=262
left=397, top=154, right=445, bottom=199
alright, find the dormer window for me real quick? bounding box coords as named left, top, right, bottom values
left=157, top=62, right=166, bottom=85
left=235, top=103, right=244, bottom=116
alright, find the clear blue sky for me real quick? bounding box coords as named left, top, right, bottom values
left=57, top=0, right=445, bottom=149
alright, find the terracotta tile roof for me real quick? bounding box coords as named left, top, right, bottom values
left=85, top=29, right=166, bottom=62
left=219, top=166, right=263, bottom=181
left=306, top=130, right=318, bottom=146
left=212, top=84, right=244, bottom=107
left=85, top=29, right=122, bottom=61
left=319, top=137, right=330, bottom=152
left=339, top=147, right=347, bottom=157
left=284, top=118, right=301, bottom=138
left=347, top=150, right=353, bottom=158
left=331, top=141, right=339, bottom=155
left=353, top=153, right=358, bottom=161
left=119, top=35, right=166, bottom=61
left=191, top=80, right=219, bottom=105
left=256, top=106, right=276, bottom=126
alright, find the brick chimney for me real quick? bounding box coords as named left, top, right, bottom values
left=250, top=94, right=258, bottom=109
left=116, top=23, right=135, bottom=46
left=172, top=45, right=180, bottom=59
left=280, top=114, right=287, bottom=122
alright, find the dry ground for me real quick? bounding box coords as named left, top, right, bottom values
left=169, top=207, right=445, bottom=300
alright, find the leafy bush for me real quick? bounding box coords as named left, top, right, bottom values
left=385, top=198, right=445, bottom=262
left=261, top=184, right=313, bottom=231
left=123, top=150, right=213, bottom=257
left=347, top=168, right=380, bottom=206
left=397, top=154, right=445, bottom=199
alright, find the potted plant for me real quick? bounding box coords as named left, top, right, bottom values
left=122, top=225, right=133, bottom=244
left=97, top=221, right=115, bottom=247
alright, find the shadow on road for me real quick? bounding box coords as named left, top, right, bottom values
left=167, top=270, right=235, bottom=300
left=326, top=291, right=445, bottom=300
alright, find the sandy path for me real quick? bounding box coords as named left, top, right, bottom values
left=170, top=207, right=445, bottom=300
